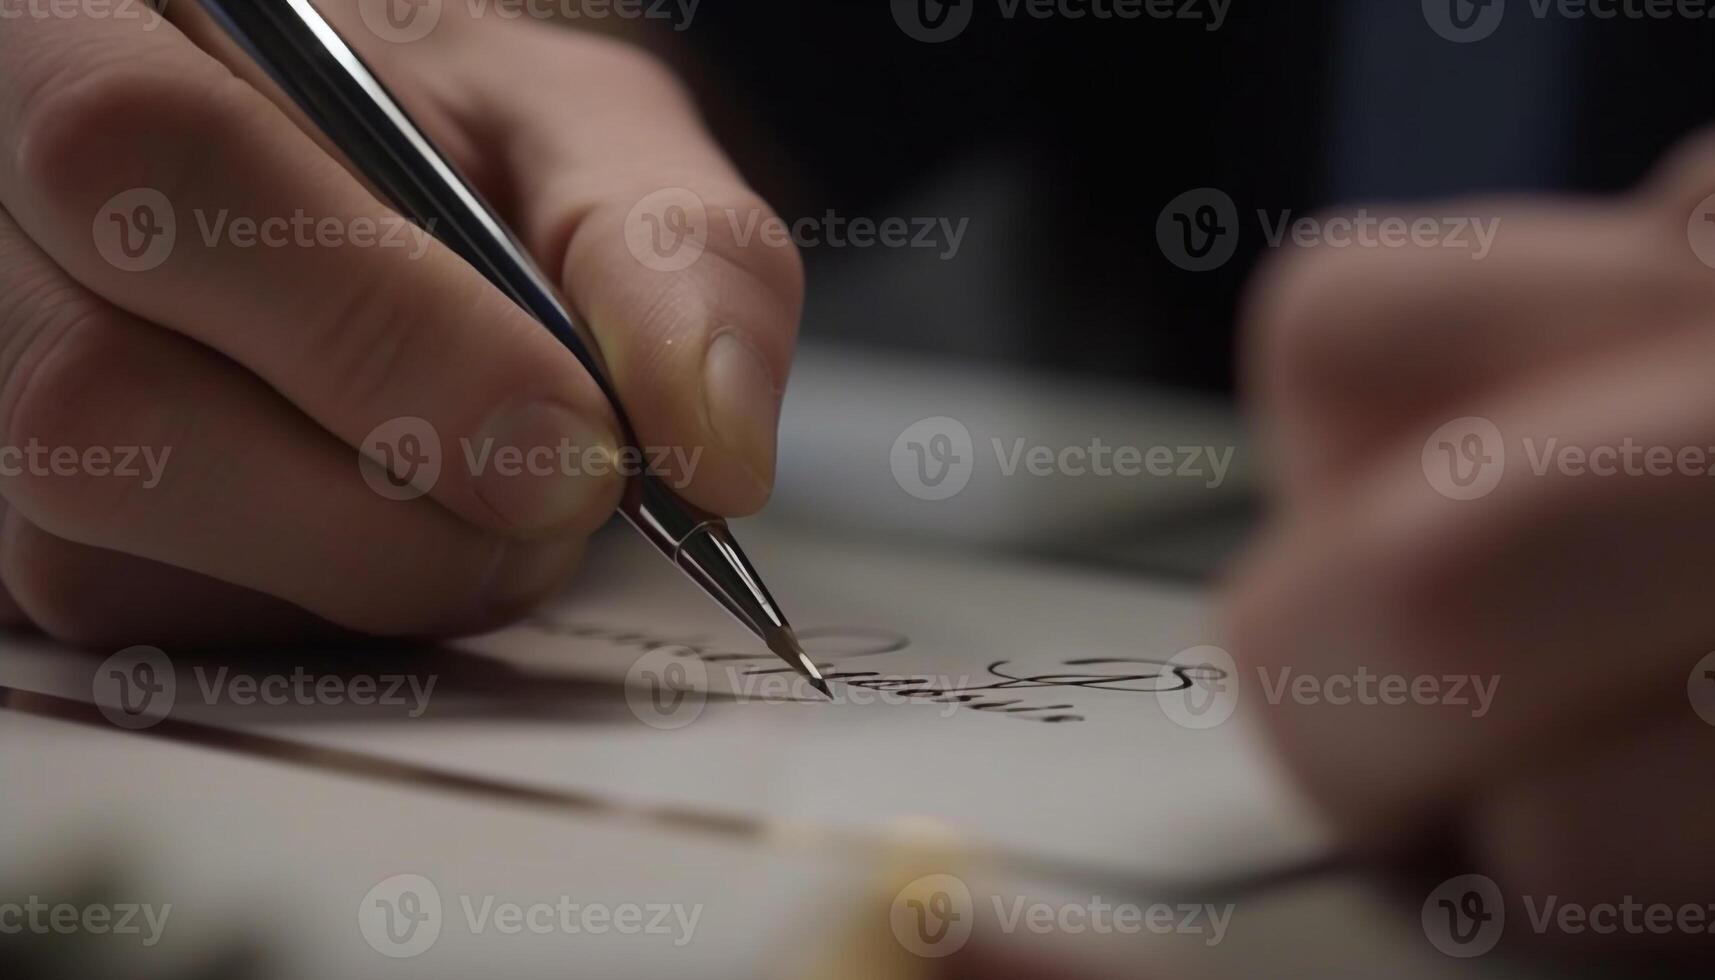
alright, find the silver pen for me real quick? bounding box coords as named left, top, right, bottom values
left=187, top=0, right=829, bottom=697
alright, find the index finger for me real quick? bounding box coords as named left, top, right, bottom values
left=0, top=8, right=624, bottom=538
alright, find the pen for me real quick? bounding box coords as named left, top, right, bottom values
left=186, top=0, right=830, bottom=698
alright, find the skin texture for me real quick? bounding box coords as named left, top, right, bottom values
left=0, top=4, right=802, bottom=645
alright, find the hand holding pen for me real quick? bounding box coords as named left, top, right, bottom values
left=0, top=5, right=805, bottom=651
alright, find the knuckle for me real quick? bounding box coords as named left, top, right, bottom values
left=1, top=304, right=110, bottom=454
left=565, top=34, right=688, bottom=102
left=1355, top=510, right=1503, bottom=673
left=0, top=314, right=164, bottom=534
left=0, top=520, right=113, bottom=648
left=17, top=64, right=247, bottom=225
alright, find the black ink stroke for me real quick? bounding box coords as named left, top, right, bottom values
left=528, top=620, right=1228, bottom=725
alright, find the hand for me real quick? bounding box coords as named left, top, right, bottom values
left=0, top=5, right=801, bottom=646
left=1224, top=132, right=1715, bottom=951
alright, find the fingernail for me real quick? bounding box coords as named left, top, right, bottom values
left=472, top=400, right=618, bottom=534
left=702, top=333, right=781, bottom=488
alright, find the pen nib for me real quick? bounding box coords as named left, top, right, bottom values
left=765, top=625, right=832, bottom=701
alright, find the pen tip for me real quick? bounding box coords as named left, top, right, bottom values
left=765, top=625, right=833, bottom=701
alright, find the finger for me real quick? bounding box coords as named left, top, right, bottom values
left=0, top=10, right=623, bottom=537
left=1469, top=707, right=1715, bottom=960
left=1224, top=322, right=1715, bottom=842
left=469, top=26, right=804, bottom=515
left=1241, top=200, right=1715, bottom=501
left=0, top=510, right=340, bottom=649
left=0, top=206, right=583, bottom=636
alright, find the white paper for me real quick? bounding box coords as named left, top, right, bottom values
left=0, top=523, right=1329, bottom=883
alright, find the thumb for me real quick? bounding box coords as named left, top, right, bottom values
left=472, top=28, right=803, bottom=515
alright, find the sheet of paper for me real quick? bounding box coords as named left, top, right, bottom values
left=0, top=524, right=1329, bottom=883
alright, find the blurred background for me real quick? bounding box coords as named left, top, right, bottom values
left=5, top=3, right=1715, bottom=979
left=625, top=2, right=1715, bottom=575
left=655, top=2, right=1715, bottom=389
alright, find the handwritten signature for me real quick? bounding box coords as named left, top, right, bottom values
left=527, top=620, right=1227, bottom=724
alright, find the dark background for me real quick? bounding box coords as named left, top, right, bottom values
left=644, top=1, right=1715, bottom=393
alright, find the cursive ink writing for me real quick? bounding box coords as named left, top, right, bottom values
left=526, top=619, right=1227, bottom=724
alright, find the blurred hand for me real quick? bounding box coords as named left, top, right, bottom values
left=0, top=5, right=800, bottom=646
left=1224, top=132, right=1715, bottom=945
